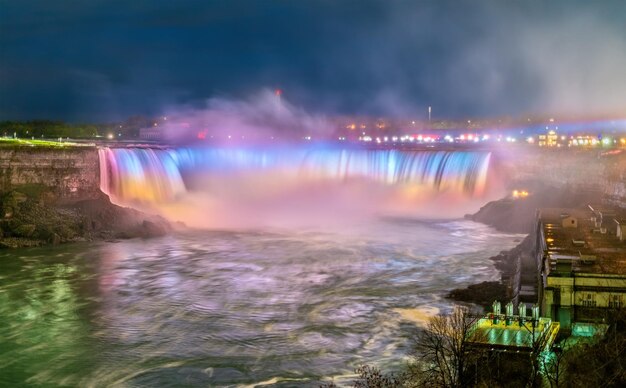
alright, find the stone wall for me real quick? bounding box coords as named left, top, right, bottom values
left=0, top=146, right=101, bottom=201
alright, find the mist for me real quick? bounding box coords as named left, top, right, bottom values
left=157, top=89, right=333, bottom=144
left=100, top=145, right=503, bottom=229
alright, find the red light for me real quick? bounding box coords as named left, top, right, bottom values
left=197, top=131, right=206, bottom=140
left=275, top=89, right=282, bottom=96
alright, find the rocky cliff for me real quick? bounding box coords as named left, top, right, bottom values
left=0, top=146, right=172, bottom=248
left=0, top=145, right=101, bottom=201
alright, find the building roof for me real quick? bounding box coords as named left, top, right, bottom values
left=468, top=316, right=559, bottom=352
left=539, top=207, right=626, bottom=275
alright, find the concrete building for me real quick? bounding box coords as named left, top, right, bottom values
left=536, top=207, right=626, bottom=331
left=468, top=301, right=559, bottom=355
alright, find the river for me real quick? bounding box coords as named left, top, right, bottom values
left=0, top=218, right=522, bottom=387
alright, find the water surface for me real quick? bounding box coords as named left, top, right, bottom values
left=0, top=219, right=522, bottom=387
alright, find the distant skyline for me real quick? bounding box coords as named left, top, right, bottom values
left=1, top=0, right=626, bottom=122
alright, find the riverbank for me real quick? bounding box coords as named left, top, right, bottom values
left=0, top=186, right=171, bottom=248
left=448, top=182, right=605, bottom=308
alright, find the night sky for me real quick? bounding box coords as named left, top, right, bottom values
left=1, top=0, right=625, bottom=121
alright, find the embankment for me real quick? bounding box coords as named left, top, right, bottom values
left=450, top=148, right=626, bottom=308
left=0, top=145, right=171, bottom=248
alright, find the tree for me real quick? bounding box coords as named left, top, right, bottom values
left=406, top=306, right=480, bottom=388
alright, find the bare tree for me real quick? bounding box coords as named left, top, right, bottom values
left=542, top=345, right=565, bottom=388
left=407, top=306, right=480, bottom=388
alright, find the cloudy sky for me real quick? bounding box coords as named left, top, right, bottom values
left=1, top=0, right=625, bottom=121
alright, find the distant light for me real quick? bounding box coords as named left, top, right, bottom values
left=107, top=133, right=114, bottom=139
left=275, top=89, right=282, bottom=96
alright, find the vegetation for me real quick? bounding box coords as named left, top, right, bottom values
left=0, top=138, right=84, bottom=148
left=0, top=116, right=154, bottom=140
left=320, top=308, right=626, bottom=387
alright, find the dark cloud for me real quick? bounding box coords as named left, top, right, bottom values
left=0, top=0, right=625, bottom=121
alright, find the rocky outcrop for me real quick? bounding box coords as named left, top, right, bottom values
left=0, top=186, right=172, bottom=248
left=466, top=182, right=604, bottom=233
left=0, top=146, right=100, bottom=201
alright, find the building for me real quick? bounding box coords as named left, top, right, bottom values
left=468, top=301, right=559, bottom=355
left=536, top=207, right=626, bottom=331
left=538, top=130, right=559, bottom=147
left=139, top=126, right=164, bottom=141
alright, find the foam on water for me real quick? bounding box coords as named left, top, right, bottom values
left=0, top=219, right=524, bottom=386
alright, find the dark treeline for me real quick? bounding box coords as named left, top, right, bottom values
left=0, top=116, right=155, bottom=139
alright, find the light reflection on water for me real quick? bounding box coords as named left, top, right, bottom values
left=0, top=219, right=523, bottom=387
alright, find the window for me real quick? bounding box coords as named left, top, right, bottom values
left=609, top=295, right=622, bottom=309
left=581, top=293, right=596, bottom=307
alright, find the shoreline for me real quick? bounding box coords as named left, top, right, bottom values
left=448, top=181, right=607, bottom=308
left=0, top=187, right=172, bottom=249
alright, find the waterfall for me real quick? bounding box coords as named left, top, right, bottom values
left=99, top=147, right=491, bottom=204
left=98, top=148, right=186, bottom=203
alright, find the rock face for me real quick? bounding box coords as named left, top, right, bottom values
left=0, top=188, right=172, bottom=248
left=0, top=146, right=100, bottom=201
left=0, top=146, right=175, bottom=248
left=466, top=182, right=604, bottom=234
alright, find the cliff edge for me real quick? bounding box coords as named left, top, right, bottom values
left=0, top=185, right=171, bottom=248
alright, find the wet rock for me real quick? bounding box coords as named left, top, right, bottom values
left=0, top=188, right=172, bottom=248
left=448, top=281, right=508, bottom=310
left=142, top=220, right=168, bottom=237
left=0, top=237, right=42, bottom=249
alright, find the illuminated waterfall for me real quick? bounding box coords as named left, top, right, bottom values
left=98, top=148, right=186, bottom=203
left=99, top=147, right=491, bottom=204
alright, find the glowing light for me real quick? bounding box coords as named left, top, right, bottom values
left=99, top=147, right=493, bottom=204
left=512, top=190, right=529, bottom=199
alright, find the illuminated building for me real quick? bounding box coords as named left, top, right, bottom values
left=538, top=130, right=558, bottom=147
left=468, top=301, right=559, bottom=355
left=536, top=207, right=626, bottom=331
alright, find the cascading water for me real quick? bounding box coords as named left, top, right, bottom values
left=99, top=147, right=492, bottom=206
left=99, top=147, right=187, bottom=203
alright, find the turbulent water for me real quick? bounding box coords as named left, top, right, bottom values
left=0, top=219, right=523, bottom=387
